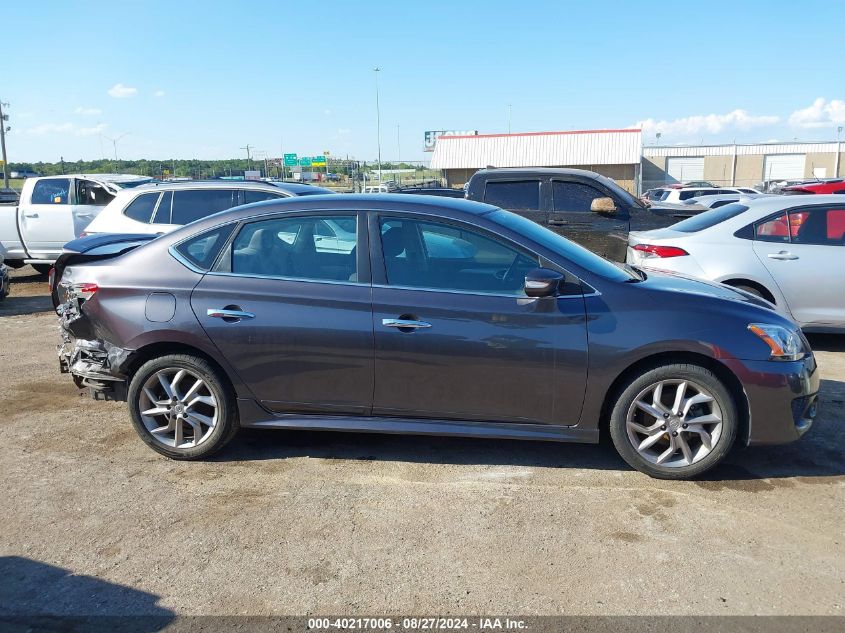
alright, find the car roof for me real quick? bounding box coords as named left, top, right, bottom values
left=127, top=179, right=284, bottom=193
left=45, top=173, right=150, bottom=182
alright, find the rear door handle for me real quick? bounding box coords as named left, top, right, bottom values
left=207, top=308, right=255, bottom=320
left=548, top=219, right=589, bottom=227
left=24, top=212, right=39, bottom=218
left=767, top=251, right=799, bottom=260
left=382, top=318, right=432, bottom=330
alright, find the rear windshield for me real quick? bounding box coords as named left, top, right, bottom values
left=672, top=204, right=749, bottom=233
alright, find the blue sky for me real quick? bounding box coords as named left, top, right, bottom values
left=5, top=0, right=845, bottom=163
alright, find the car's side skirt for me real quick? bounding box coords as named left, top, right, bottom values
left=236, top=399, right=598, bottom=444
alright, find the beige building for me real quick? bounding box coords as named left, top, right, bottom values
left=430, top=129, right=643, bottom=193
left=643, top=141, right=845, bottom=190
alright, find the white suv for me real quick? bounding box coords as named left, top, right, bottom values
left=83, top=180, right=333, bottom=235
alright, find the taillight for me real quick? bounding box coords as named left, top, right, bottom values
left=633, top=244, right=689, bottom=258
left=73, top=282, right=99, bottom=300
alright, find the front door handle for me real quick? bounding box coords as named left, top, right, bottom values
left=207, top=308, right=255, bottom=320
left=767, top=251, right=799, bottom=261
left=24, top=212, right=39, bottom=218
left=382, top=318, right=432, bottom=330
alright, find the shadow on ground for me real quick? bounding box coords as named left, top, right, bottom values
left=219, top=378, right=845, bottom=482
left=0, top=294, right=52, bottom=317
left=0, top=556, right=173, bottom=628
left=807, top=333, right=845, bottom=353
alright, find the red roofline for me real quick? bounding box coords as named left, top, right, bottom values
left=439, top=128, right=641, bottom=140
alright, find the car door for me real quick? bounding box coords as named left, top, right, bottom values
left=753, top=204, right=845, bottom=327
left=19, top=177, right=74, bottom=259
left=546, top=179, right=630, bottom=261
left=71, top=178, right=116, bottom=237
left=190, top=211, right=374, bottom=415
left=370, top=213, right=588, bottom=425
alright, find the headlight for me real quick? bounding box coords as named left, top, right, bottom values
left=748, top=323, right=804, bottom=361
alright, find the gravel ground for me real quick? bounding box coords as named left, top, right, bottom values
left=0, top=265, right=843, bottom=617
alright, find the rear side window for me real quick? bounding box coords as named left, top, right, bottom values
left=123, top=192, right=160, bottom=223
left=483, top=180, right=540, bottom=210
left=672, top=204, right=749, bottom=233
left=243, top=189, right=286, bottom=204
left=170, top=189, right=237, bottom=225
left=755, top=213, right=790, bottom=242
left=174, top=223, right=236, bottom=270
left=31, top=178, right=70, bottom=204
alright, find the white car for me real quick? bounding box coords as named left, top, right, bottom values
left=83, top=180, right=330, bottom=236
left=657, top=186, right=760, bottom=204
left=681, top=193, right=773, bottom=210
left=627, top=195, right=845, bottom=331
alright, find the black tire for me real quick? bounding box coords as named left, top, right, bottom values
left=5, top=259, right=25, bottom=269
left=727, top=282, right=773, bottom=304
left=31, top=264, right=51, bottom=276
left=127, top=353, right=239, bottom=460
left=608, top=363, right=737, bottom=480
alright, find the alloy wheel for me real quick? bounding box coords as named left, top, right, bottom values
left=625, top=379, right=723, bottom=468
left=138, top=368, right=218, bottom=449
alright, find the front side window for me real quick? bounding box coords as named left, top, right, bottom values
left=170, top=189, right=238, bottom=225
left=123, top=192, right=160, bottom=223
left=552, top=181, right=607, bottom=212
left=790, top=208, right=845, bottom=246
left=227, top=215, right=357, bottom=281
left=379, top=217, right=538, bottom=295
left=31, top=178, right=70, bottom=204
left=483, top=180, right=540, bottom=211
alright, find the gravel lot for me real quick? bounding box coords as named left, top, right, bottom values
left=0, top=265, right=843, bottom=618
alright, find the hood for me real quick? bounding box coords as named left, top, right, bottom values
left=636, top=267, right=778, bottom=312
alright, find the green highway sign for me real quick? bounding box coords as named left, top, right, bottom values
left=311, top=155, right=326, bottom=166
left=299, top=156, right=312, bottom=166
left=283, top=153, right=298, bottom=166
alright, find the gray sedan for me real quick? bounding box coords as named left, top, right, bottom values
left=55, top=195, right=818, bottom=479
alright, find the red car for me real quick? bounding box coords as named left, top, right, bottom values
left=782, top=179, right=845, bottom=194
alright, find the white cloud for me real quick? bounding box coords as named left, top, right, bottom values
left=633, top=109, right=780, bottom=137
left=25, top=122, right=107, bottom=137
left=788, top=97, right=845, bottom=129
left=75, top=106, right=102, bottom=115
left=323, top=108, right=332, bottom=116
left=107, top=83, right=138, bottom=98
left=154, top=90, right=165, bottom=98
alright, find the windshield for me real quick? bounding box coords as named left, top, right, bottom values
left=671, top=203, right=749, bottom=233
left=487, top=209, right=636, bottom=281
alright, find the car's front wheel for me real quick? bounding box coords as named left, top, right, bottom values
left=609, top=363, right=737, bottom=479
left=127, top=353, right=239, bottom=459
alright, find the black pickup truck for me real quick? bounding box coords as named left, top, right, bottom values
left=465, top=168, right=700, bottom=261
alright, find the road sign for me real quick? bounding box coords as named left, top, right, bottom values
left=284, top=153, right=298, bottom=166
left=299, top=157, right=312, bottom=166
left=312, top=155, right=326, bottom=166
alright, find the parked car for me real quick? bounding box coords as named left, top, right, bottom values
left=82, top=180, right=331, bottom=237
left=55, top=194, right=817, bottom=479
left=658, top=187, right=759, bottom=205
left=362, top=184, right=392, bottom=194
left=681, top=180, right=716, bottom=188
left=464, top=168, right=709, bottom=261
left=627, top=195, right=845, bottom=331
left=782, top=179, right=845, bottom=195
left=0, top=188, right=19, bottom=204
left=0, top=243, right=9, bottom=301
left=0, top=174, right=153, bottom=272
left=680, top=193, right=773, bottom=210
left=395, top=186, right=465, bottom=198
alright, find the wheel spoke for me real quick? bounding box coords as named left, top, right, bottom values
left=635, top=400, right=665, bottom=421
left=157, top=373, right=174, bottom=399
left=687, top=426, right=713, bottom=450
left=182, top=378, right=204, bottom=402
left=184, top=416, right=203, bottom=444
left=655, top=437, right=676, bottom=464
left=140, top=406, right=170, bottom=417
left=170, top=370, right=187, bottom=400
left=174, top=418, right=184, bottom=446
left=652, top=382, right=664, bottom=409
left=186, top=395, right=216, bottom=409
left=638, top=432, right=666, bottom=451
left=672, top=381, right=687, bottom=415
left=186, top=411, right=214, bottom=428
left=150, top=420, right=175, bottom=435
left=628, top=421, right=661, bottom=435
left=682, top=392, right=713, bottom=417
left=677, top=433, right=694, bottom=465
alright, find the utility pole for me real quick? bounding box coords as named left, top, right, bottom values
left=241, top=145, right=253, bottom=172
left=102, top=132, right=127, bottom=161
left=0, top=100, right=10, bottom=189
left=508, top=104, right=512, bottom=134
left=374, top=67, right=382, bottom=183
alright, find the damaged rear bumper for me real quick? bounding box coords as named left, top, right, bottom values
left=57, top=298, right=133, bottom=401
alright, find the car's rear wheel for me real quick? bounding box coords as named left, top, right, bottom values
left=127, top=354, right=239, bottom=459
left=609, top=363, right=737, bottom=479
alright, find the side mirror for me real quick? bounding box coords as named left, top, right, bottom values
left=524, top=268, right=564, bottom=298
left=591, top=197, right=617, bottom=214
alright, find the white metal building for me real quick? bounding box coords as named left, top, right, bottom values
left=643, top=141, right=845, bottom=189
left=430, top=129, right=643, bottom=192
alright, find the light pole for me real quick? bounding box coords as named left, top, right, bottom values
left=241, top=144, right=253, bottom=172
left=102, top=132, right=127, bottom=161
left=508, top=104, right=512, bottom=134
left=374, top=67, right=382, bottom=183
left=0, top=99, right=9, bottom=189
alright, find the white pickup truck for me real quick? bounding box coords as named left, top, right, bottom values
left=0, top=173, right=152, bottom=272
